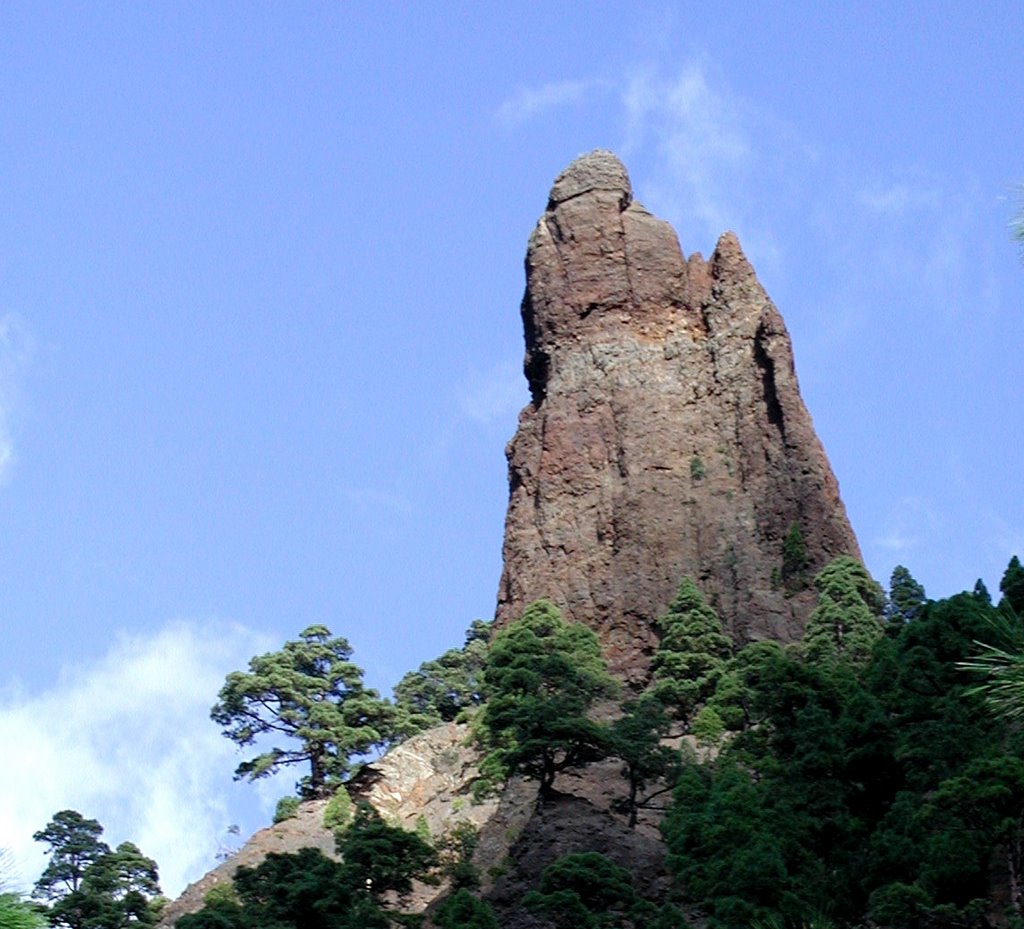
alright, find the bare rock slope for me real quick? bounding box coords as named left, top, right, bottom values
left=496, top=150, right=860, bottom=680
left=156, top=724, right=519, bottom=926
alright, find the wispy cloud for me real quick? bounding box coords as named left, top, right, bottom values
left=847, top=169, right=983, bottom=328
left=0, top=621, right=278, bottom=898
left=427, top=355, right=526, bottom=466
left=456, top=356, right=525, bottom=427
left=858, top=182, right=940, bottom=216
left=622, top=64, right=750, bottom=240
left=496, top=79, right=595, bottom=129
left=342, top=486, right=413, bottom=517
left=0, top=315, right=33, bottom=484
left=871, top=497, right=941, bottom=557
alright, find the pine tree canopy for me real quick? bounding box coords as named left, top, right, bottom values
left=211, top=625, right=395, bottom=797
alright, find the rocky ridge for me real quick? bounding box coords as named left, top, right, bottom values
left=157, top=724, right=519, bottom=925
left=157, top=723, right=668, bottom=928
left=496, top=150, right=860, bottom=680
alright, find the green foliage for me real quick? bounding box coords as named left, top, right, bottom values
left=222, top=847, right=370, bottom=929
left=322, top=786, right=353, bottom=832
left=886, top=564, right=927, bottom=626
left=689, top=455, right=705, bottom=481
left=180, top=813, right=437, bottom=929
left=867, top=881, right=931, bottom=928
left=781, top=523, right=810, bottom=592
left=959, top=558, right=1024, bottom=722
left=337, top=804, right=437, bottom=900
left=432, top=889, right=498, bottom=929
left=33, top=811, right=109, bottom=904
left=650, top=578, right=732, bottom=722
left=477, top=600, right=617, bottom=798
left=608, top=696, right=681, bottom=827
left=691, top=705, right=724, bottom=747
left=32, top=812, right=161, bottom=929
left=200, top=885, right=239, bottom=910
left=435, top=821, right=481, bottom=891
left=0, top=894, right=46, bottom=929
left=523, top=852, right=638, bottom=929
left=663, top=576, right=1024, bottom=928
left=1001, top=554, right=1024, bottom=615
left=78, top=843, right=161, bottom=929
left=211, top=625, right=395, bottom=797
left=706, top=640, right=786, bottom=732
left=960, top=640, right=1024, bottom=721
left=802, top=556, right=884, bottom=667
left=272, top=796, right=301, bottom=824
left=393, top=620, right=492, bottom=734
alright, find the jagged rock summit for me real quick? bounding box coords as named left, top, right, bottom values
left=496, top=150, right=860, bottom=681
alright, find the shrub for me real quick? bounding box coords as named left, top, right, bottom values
left=272, top=796, right=300, bottom=824
left=433, top=889, right=498, bottom=929
left=691, top=705, right=725, bottom=747
left=323, top=786, right=353, bottom=832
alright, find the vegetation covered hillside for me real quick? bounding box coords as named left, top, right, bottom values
left=20, top=556, right=1021, bottom=929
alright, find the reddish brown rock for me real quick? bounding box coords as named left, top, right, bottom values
left=496, top=151, right=860, bottom=682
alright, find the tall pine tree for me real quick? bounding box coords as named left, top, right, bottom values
left=886, top=565, right=926, bottom=626
left=803, top=556, right=885, bottom=667
left=651, top=578, right=732, bottom=722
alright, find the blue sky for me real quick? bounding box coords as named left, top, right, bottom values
left=1, top=2, right=1022, bottom=898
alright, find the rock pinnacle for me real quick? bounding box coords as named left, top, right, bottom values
left=496, top=152, right=861, bottom=682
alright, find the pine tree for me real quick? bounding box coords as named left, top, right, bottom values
left=608, top=696, right=681, bottom=827
left=1000, top=555, right=1024, bottom=615
left=803, top=556, right=885, bottom=667
left=651, top=578, right=732, bottom=721
left=32, top=812, right=109, bottom=929
left=211, top=625, right=395, bottom=797
left=393, top=620, right=492, bottom=733
left=478, top=601, right=616, bottom=799
left=886, top=565, right=926, bottom=625
left=32, top=812, right=161, bottom=929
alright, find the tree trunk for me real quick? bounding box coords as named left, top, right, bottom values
left=536, top=754, right=557, bottom=810
left=309, top=743, right=325, bottom=797
left=1009, top=815, right=1023, bottom=918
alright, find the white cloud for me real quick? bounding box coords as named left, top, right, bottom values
left=857, top=169, right=947, bottom=217
left=871, top=497, right=941, bottom=558
left=860, top=184, right=912, bottom=215
left=623, top=63, right=750, bottom=240
left=496, top=79, right=594, bottom=129
left=0, top=315, right=33, bottom=484
left=457, top=356, right=525, bottom=427
left=618, top=61, right=805, bottom=274
left=0, top=621, right=278, bottom=898
left=342, top=486, right=413, bottom=516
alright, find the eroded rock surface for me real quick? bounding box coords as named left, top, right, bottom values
left=157, top=724, right=506, bottom=927
left=496, top=150, right=860, bottom=680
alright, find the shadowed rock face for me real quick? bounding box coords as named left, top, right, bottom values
left=496, top=150, right=861, bottom=682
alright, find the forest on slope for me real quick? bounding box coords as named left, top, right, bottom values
left=12, top=555, right=1024, bottom=929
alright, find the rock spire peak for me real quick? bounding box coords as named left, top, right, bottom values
left=497, top=153, right=861, bottom=681
left=548, top=149, right=632, bottom=208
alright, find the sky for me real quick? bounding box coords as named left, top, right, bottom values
left=1, top=1, right=1022, bottom=899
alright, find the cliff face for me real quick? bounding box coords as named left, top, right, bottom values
left=496, top=151, right=860, bottom=681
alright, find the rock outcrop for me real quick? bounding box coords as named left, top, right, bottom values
left=496, top=150, right=860, bottom=681
left=157, top=723, right=524, bottom=927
